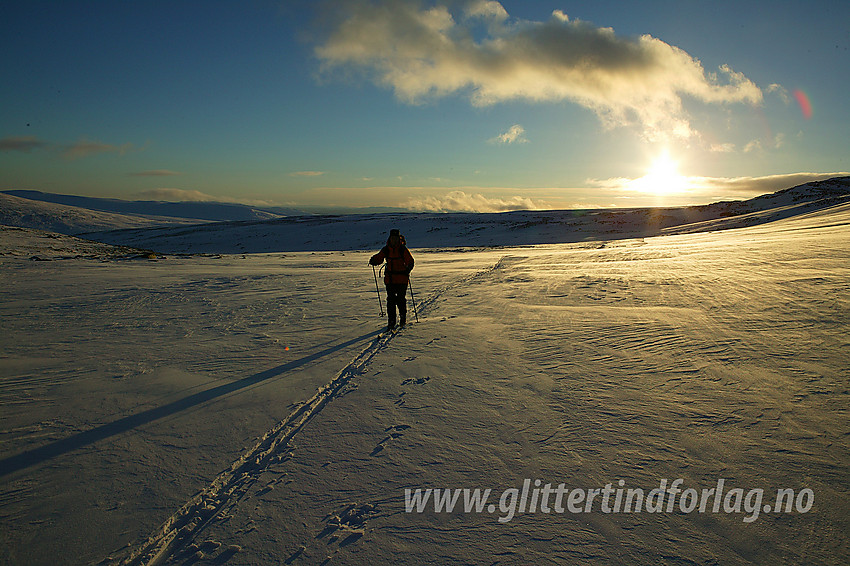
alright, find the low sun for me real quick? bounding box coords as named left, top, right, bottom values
left=633, top=151, right=688, bottom=196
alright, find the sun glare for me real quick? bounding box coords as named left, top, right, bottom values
left=631, top=151, right=688, bottom=196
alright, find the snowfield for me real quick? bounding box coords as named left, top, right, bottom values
left=1, top=201, right=849, bottom=565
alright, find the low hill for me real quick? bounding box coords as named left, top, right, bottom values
left=0, top=192, right=207, bottom=234
left=85, top=177, right=850, bottom=254
left=1, top=190, right=306, bottom=229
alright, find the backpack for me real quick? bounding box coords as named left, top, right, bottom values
left=383, top=232, right=410, bottom=277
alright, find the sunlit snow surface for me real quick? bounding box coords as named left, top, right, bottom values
left=1, top=204, right=848, bottom=565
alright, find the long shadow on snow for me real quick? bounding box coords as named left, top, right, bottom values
left=0, top=329, right=381, bottom=478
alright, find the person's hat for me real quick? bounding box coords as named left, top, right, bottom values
left=389, top=229, right=400, bottom=237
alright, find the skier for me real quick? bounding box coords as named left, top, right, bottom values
left=370, top=229, right=414, bottom=331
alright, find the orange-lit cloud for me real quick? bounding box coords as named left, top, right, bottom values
left=316, top=0, right=762, bottom=140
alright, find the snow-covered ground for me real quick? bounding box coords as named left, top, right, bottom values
left=1, top=202, right=848, bottom=565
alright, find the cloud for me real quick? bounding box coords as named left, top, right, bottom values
left=464, top=0, right=508, bottom=21
left=490, top=124, right=528, bottom=144
left=1, top=135, right=138, bottom=159
left=767, top=83, right=790, bottom=104
left=405, top=190, right=545, bottom=212
left=61, top=139, right=134, bottom=160
left=744, top=133, right=785, bottom=153
left=0, top=135, right=48, bottom=152
left=133, top=188, right=277, bottom=207
left=709, top=143, right=736, bottom=153
left=289, top=170, right=325, bottom=177
left=588, top=171, right=850, bottom=198
left=128, top=169, right=182, bottom=177
left=686, top=172, right=849, bottom=196
left=315, top=1, right=762, bottom=140
left=133, top=187, right=280, bottom=206
left=135, top=188, right=221, bottom=202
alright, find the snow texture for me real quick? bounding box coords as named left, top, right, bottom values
left=0, top=180, right=848, bottom=565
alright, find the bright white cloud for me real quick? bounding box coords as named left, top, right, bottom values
left=406, top=190, right=545, bottom=212
left=490, top=124, right=528, bottom=144
left=316, top=0, right=762, bottom=140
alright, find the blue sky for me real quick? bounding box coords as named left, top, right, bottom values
left=1, top=1, right=848, bottom=211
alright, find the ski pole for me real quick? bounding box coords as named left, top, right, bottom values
left=408, top=277, right=419, bottom=323
left=372, top=264, right=385, bottom=316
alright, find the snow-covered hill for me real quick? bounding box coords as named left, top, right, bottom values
left=3, top=178, right=848, bottom=250
left=0, top=192, right=210, bottom=235
left=87, top=177, right=850, bottom=254
left=2, top=190, right=302, bottom=225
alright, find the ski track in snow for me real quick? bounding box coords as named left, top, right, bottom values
left=106, top=258, right=506, bottom=565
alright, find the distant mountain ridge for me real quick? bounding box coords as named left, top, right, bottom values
left=76, top=177, right=850, bottom=253
left=2, top=178, right=848, bottom=251
left=2, top=190, right=305, bottom=223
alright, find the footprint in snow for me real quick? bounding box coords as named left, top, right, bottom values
left=370, top=424, right=411, bottom=456
left=317, top=503, right=378, bottom=548
left=396, top=377, right=430, bottom=406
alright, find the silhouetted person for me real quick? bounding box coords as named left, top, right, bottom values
left=370, top=229, right=414, bottom=330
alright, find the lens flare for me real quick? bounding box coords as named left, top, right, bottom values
left=793, top=89, right=812, bottom=120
